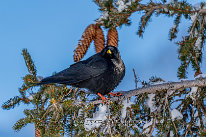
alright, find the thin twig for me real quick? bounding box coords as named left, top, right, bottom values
left=133, top=68, right=138, bottom=89
left=166, top=98, right=178, bottom=136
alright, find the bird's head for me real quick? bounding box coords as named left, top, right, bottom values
left=100, top=45, right=120, bottom=60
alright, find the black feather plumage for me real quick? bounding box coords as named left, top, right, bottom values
left=38, top=46, right=125, bottom=95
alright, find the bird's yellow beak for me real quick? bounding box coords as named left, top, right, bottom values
left=107, top=49, right=112, bottom=54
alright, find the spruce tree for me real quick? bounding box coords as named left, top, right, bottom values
left=2, top=0, right=206, bottom=136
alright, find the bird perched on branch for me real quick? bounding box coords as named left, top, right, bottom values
left=38, top=46, right=125, bottom=103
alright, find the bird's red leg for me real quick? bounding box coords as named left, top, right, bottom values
left=109, top=92, right=122, bottom=97
left=97, top=93, right=109, bottom=104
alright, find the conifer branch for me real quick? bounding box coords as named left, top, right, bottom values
left=138, top=9, right=154, bottom=37
left=169, top=14, right=181, bottom=40
left=13, top=109, right=36, bottom=131
left=93, top=0, right=104, bottom=8
left=13, top=118, right=30, bottom=131
left=22, top=49, right=37, bottom=77
left=96, top=1, right=205, bottom=32
left=199, top=9, right=206, bottom=14
left=123, top=77, right=206, bottom=97
left=2, top=96, right=21, bottom=110
left=76, top=77, right=206, bottom=106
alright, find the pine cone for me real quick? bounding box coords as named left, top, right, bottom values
left=73, top=24, right=96, bottom=62
left=94, top=25, right=105, bottom=53
left=107, top=28, right=118, bottom=47
left=35, top=126, right=41, bottom=137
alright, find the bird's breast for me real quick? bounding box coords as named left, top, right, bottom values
left=112, top=59, right=125, bottom=74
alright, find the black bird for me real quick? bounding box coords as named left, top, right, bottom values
left=38, top=45, right=125, bottom=102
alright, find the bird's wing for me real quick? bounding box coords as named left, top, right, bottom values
left=39, top=54, right=108, bottom=85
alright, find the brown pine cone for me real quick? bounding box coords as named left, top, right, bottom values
left=73, top=24, right=96, bottom=62
left=94, top=25, right=105, bottom=53
left=107, top=28, right=118, bottom=47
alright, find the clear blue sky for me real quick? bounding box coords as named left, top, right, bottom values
left=0, top=0, right=205, bottom=136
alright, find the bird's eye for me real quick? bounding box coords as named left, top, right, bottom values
left=107, top=49, right=112, bottom=54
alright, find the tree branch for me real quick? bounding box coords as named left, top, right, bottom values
left=200, top=9, right=206, bottom=14
left=122, top=78, right=206, bottom=98
left=74, top=78, right=206, bottom=106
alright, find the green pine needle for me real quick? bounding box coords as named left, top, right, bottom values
left=2, top=96, right=21, bottom=110
left=13, top=117, right=31, bottom=131
left=22, top=49, right=37, bottom=77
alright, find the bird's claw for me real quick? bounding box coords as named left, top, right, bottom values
left=109, top=92, right=122, bottom=97
left=98, top=93, right=109, bottom=104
